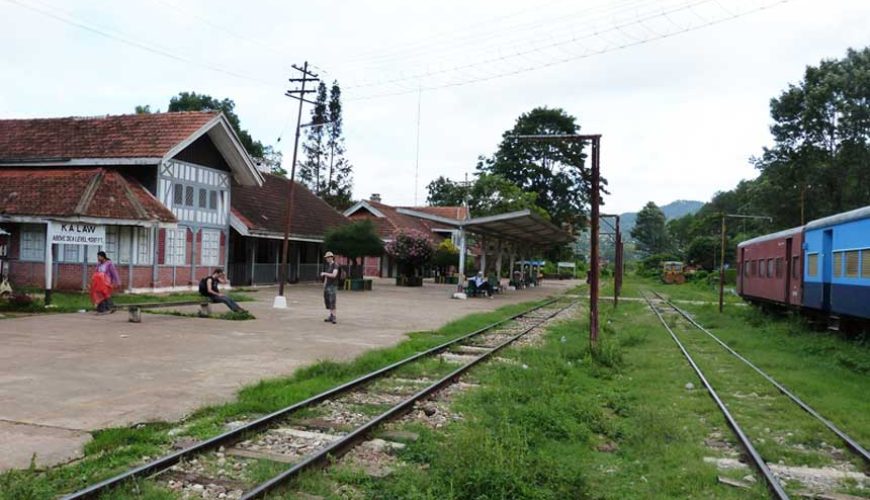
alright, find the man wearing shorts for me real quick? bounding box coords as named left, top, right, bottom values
left=321, top=251, right=339, bottom=323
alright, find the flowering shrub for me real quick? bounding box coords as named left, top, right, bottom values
left=385, top=229, right=435, bottom=276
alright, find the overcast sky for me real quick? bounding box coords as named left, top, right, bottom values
left=1, top=0, right=868, bottom=215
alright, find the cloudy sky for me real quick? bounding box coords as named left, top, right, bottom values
left=1, top=0, right=868, bottom=215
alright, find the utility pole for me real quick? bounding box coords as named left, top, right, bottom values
left=718, top=213, right=772, bottom=313
left=510, top=134, right=602, bottom=347
left=274, top=61, right=318, bottom=309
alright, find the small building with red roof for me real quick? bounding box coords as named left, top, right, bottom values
left=343, top=194, right=466, bottom=277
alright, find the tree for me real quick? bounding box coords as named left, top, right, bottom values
left=426, top=176, right=468, bottom=206
left=631, top=202, right=669, bottom=256
left=168, top=91, right=265, bottom=158
left=321, top=82, right=354, bottom=210
left=299, top=82, right=328, bottom=194
left=751, top=47, right=870, bottom=226
left=134, top=104, right=156, bottom=114
left=468, top=173, right=547, bottom=218
left=323, top=220, right=384, bottom=279
left=477, top=107, right=606, bottom=227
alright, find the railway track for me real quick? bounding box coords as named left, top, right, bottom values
left=63, top=296, right=577, bottom=499
left=644, top=291, right=869, bottom=499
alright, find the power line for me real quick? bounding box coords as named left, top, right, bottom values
left=344, top=0, right=790, bottom=101
left=2, top=0, right=283, bottom=89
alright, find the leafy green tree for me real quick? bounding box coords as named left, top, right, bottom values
left=323, top=220, right=383, bottom=279
left=134, top=104, right=157, bottom=114
left=752, top=47, right=870, bottom=226
left=468, top=174, right=547, bottom=218
left=299, top=82, right=328, bottom=194
left=630, top=202, right=669, bottom=256
left=168, top=92, right=265, bottom=158
left=477, top=107, right=606, bottom=227
left=426, top=176, right=468, bottom=206
left=687, top=236, right=717, bottom=271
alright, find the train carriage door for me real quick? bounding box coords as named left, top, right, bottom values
left=785, top=238, right=793, bottom=305
left=822, top=229, right=833, bottom=311
left=738, top=247, right=745, bottom=294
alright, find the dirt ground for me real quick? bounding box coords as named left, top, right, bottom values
left=0, top=278, right=578, bottom=470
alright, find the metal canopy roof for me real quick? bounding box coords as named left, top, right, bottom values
left=396, top=208, right=573, bottom=247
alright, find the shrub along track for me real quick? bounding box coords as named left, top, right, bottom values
left=644, top=291, right=869, bottom=499
left=62, top=296, right=577, bottom=499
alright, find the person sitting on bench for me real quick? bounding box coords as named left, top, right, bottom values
left=199, top=269, right=246, bottom=313
left=472, top=271, right=493, bottom=298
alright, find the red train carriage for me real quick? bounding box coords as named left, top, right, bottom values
left=737, top=227, right=803, bottom=306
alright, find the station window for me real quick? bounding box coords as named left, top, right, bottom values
left=807, top=253, right=819, bottom=277
left=863, top=250, right=870, bottom=279
left=173, top=184, right=183, bottom=205
left=209, top=190, right=218, bottom=210
left=185, top=186, right=194, bottom=207
left=198, top=188, right=208, bottom=209
left=775, top=258, right=783, bottom=279
left=792, top=256, right=800, bottom=280
left=165, top=228, right=187, bottom=265
left=833, top=252, right=843, bottom=278
left=845, top=250, right=859, bottom=278
left=200, top=229, right=220, bottom=266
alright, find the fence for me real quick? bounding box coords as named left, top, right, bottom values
left=228, top=262, right=325, bottom=285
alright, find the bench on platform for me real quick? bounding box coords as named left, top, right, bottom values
left=124, top=301, right=211, bottom=323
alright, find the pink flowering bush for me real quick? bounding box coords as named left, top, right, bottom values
left=385, top=229, right=435, bottom=276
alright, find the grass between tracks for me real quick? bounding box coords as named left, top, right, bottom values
left=0, top=297, right=554, bottom=499
left=289, top=274, right=868, bottom=499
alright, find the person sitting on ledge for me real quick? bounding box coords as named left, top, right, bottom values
left=199, top=268, right=247, bottom=313
left=472, top=271, right=493, bottom=298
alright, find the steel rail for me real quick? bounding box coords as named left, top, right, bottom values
left=242, top=299, right=577, bottom=498
left=651, top=291, right=870, bottom=464
left=63, top=296, right=567, bottom=499
left=643, top=293, right=789, bottom=500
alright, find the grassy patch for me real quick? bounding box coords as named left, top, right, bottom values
left=0, top=290, right=254, bottom=314
left=0, top=297, right=554, bottom=498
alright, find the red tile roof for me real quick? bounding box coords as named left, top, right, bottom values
left=231, top=174, right=349, bottom=239
left=0, top=168, right=176, bottom=222
left=400, top=205, right=468, bottom=221
left=0, top=112, right=218, bottom=161
left=348, top=200, right=437, bottom=240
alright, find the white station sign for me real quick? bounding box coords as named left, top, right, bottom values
left=49, top=222, right=106, bottom=246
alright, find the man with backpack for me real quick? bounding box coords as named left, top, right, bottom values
left=321, top=251, right=339, bottom=324
left=199, top=268, right=246, bottom=313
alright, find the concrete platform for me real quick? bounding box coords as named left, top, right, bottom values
left=0, top=278, right=578, bottom=470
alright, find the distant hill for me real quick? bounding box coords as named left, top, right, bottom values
left=620, top=200, right=703, bottom=236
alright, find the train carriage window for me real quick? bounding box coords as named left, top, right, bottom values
left=775, top=258, right=783, bottom=279
left=792, top=256, right=800, bottom=279
left=758, top=260, right=764, bottom=278
left=744, top=261, right=749, bottom=277
left=807, top=253, right=818, bottom=277
left=863, top=250, right=870, bottom=279
left=834, top=252, right=843, bottom=277
left=845, top=251, right=859, bottom=278
left=767, top=259, right=774, bottom=279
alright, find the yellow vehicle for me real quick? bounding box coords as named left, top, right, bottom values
left=661, top=261, right=686, bottom=284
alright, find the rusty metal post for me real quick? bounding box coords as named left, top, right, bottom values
left=589, top=137, right=600, bottom=347
left=614, top=214, right=621, bottom=308
left=719, top=214, right=726, bottom=313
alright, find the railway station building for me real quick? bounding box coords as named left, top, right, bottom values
left=0, top=111, right=350, bottom=293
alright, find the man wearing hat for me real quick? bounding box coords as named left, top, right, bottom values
left=321, top=251, right=339, bottom=323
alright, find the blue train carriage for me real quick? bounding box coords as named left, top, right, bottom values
left=802, top=205, right=870, bottom=320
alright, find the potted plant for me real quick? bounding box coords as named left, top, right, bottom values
left=385, top=229, right=434, bottom=287
left=432, top=239, right=460, bottom=284
left=323, top=220, right=383, bottom=291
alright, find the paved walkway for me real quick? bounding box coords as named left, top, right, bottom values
left=0, top=278, right=578, bottom=470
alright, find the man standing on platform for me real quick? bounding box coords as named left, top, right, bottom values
left=321, top=251, right=339, bottom=324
